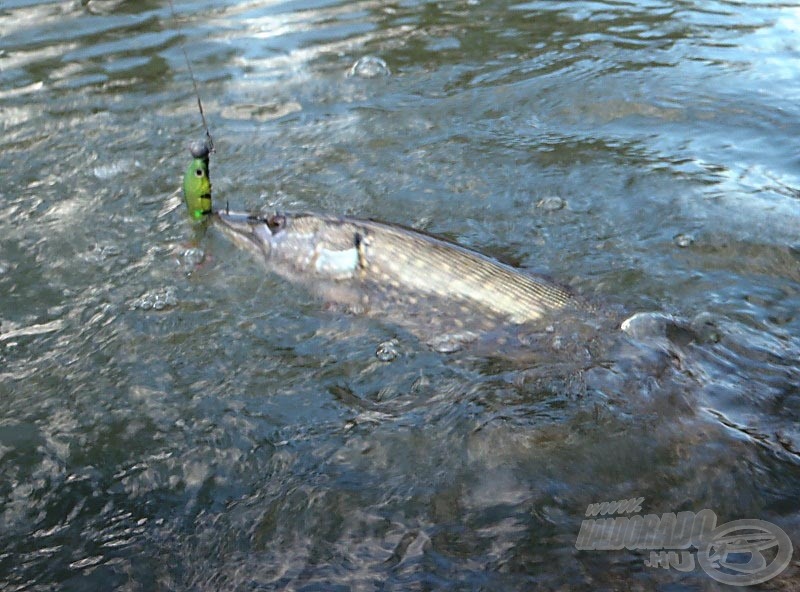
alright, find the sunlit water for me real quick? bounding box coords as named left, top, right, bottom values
left=1, top=0, right=799, bottom=589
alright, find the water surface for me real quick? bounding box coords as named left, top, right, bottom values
left=1, top=0, right=799, bottom=589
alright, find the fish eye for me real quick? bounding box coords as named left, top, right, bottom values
left=195, top=168, right=204, bottom=177
left=267, top=214, right=285, bottom=233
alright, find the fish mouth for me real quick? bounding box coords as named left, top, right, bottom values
left=213, top=209, right=274, bottom=257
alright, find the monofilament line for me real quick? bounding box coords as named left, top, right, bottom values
left=167, top=0, right=215, bottom=153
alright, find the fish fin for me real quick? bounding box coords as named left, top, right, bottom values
left=355, top=231, right=370, bottom=274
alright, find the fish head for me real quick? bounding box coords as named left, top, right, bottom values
left=213, top=210, right=286, bottom=259
left=214, top=211, right=360, bottom=281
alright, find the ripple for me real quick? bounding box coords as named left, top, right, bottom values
left=0, top=319, right=63, bottom=342
left=93, top=159, right=141, bottom=180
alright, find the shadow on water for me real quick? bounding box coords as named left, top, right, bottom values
left=1, top=0, right=799, bottom=589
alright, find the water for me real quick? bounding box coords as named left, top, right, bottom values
left=1, top=0, right=799, bottom=589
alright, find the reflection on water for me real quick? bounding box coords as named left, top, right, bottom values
left=1, top=0, right=799, bottom=589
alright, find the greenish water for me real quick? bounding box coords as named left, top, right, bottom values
left=1, top=0, right=799, bottom=589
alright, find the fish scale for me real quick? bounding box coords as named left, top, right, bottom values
left=354, top=218, right=575, bottom=322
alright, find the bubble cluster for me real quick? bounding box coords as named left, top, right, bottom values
left=131, top=288, right=178, bottom=311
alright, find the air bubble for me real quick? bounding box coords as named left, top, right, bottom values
left=182, top=248, right=205, bottom=267
left=536, top=196, right=566, bottom=211
left=428, top=332, right=477, bottom=353
left=375, top=339, right=399, bottom=362
left=347, top=56, right=391, bottom=78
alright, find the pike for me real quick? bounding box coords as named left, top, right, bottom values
left=212, top=209, right=580, bottom=325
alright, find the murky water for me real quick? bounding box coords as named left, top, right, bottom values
left=2, top=0, right=799, bottom=589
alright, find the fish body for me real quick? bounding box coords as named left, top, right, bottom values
left=213, top=210, right=580, bottom=327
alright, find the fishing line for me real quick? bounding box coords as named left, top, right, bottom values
left=167, top=0, right=215, bottom=153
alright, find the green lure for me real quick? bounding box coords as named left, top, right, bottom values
left=182, top=140, right=212, bottom=219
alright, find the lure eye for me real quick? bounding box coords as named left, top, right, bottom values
left=195, top=168, right=204, bottom=177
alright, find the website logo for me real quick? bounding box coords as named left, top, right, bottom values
left=575, top=498, right=792, bottom=586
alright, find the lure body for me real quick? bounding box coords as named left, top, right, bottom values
left=182, top=142, right=212, bottom=219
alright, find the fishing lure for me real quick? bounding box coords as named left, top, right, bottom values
left=168, top=0, right=215, bottom=219
left=182, top=139, right=212, bottom=219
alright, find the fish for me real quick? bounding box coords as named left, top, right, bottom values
left=212, top=210, right=585, bottom=333
left=210, top=208, right=696, bottom=379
